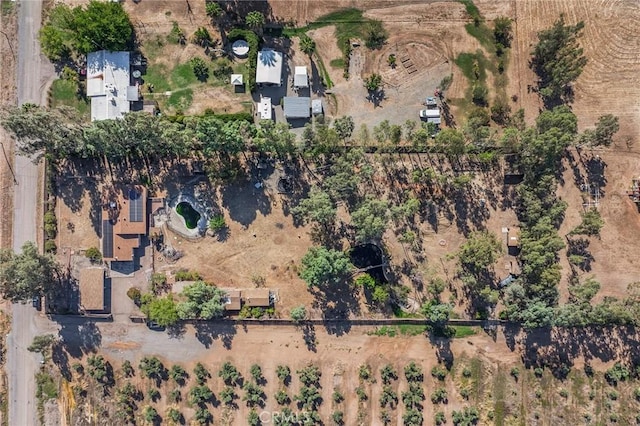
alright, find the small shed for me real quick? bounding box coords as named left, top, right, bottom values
left=79, top=267, right=105, bottom=311
left=231, top=74, right=243, bottom=86
left=283, top=96, right=311, bottom=119
left=242, top=288, right=271, bottom=307
left=258, top=96, right=272, bottom=120
left=312, top=99, right=323, bottom=115
left=293, top=66, right=309, bottom=88
left=223, top=289, right=242, bottom=311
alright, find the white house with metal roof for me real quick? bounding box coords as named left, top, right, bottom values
left=256, top=49, right=283, bottom=86
left=87, top=50, right=139, bottom=121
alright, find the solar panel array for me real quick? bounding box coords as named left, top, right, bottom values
left=102, top=220, right=114, bottom=259
left=129, top=189, right=143, bottom=222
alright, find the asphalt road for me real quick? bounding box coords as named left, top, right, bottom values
left=7, top=0, right=45, bottom=425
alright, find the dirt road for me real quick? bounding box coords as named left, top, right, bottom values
left=7, top=1, right=47, bottom=425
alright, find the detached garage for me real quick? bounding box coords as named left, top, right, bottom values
left=283, top=97, right=311, bottom=119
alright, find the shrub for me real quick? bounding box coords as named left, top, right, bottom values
left=510, top=367, right=520, bottom=380
left=192, top=27, right=212, bottom=47
left=208, top=214, right=226, bottom=231
left=332, top=389, right=344, bottom=404
left=85, top=247, right=102, bottom=264
left=276, top=365, right=291, bottom=384
left=355, top=386, right=367, bottom=401
left=355, top=273, right=376, bottom=289
left=167, top=21, right=186, bottom=45
left=174, top=269, right=201, bottom=281
left=275, top=389, right=289, bottom=405
left=126, top=287, right=141, bottom=304
left=605, top=362, right=630, bottom=385
left=435, top=411, right=446, bottom=425
left=462, top=367, right=472, bottom=378
left=44, top=240, right=57, bottom=254
left=359, top=364, right=372, bottom=382
left=431, top=366, right=447, bottom=381
left=431, top=387, right=448, bottom=404
left=150, top=273, right=167, bottom=293
left=191, top=57, right=209, bottom=81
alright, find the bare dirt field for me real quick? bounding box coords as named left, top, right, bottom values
left=506, top=0, right=640, bottom=141
left=556, top=149, right=640, bottom=301
left=49, top=321, right=640, bottom=426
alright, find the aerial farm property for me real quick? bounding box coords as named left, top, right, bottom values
left=1, top=0, right=640, bottom=425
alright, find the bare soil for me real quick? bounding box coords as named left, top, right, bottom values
left=556, top=149, right=640, bottom=301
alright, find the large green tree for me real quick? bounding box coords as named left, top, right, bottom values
left=457, top=231, right=501, bottom=275
left=39, top=1, right=134, bottom=60
left=291, top=188, right=336, bottom=230
left=299, top=247, right=353, bottom=288
left=299, top=34, right=316, bottom=57
left=176, top=281, right=226, bottom=320
left=142, top=296, right=179, bottom=326
left=0, top=242, right=59, bottom=302
left=531, top=15, right=587, bottom=104
left=351, top=196, right=389, bottom=242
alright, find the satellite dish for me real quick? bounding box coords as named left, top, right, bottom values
left=132, top=70, right=141, bottom=78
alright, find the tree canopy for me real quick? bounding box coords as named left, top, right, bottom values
left=142, top=296, right=179, bottom=326
left=0, top=242, right=59, bottom=302
left=177, top=281, right=227, bottom=320
left=291, top=188, right=336, bottom=230
left=299, top=247, right=353, bottom=288
left=39, top=1, right=134, bottom=60
left=531, top=15, right=587, bottom=104
left=351, top=196, right=389, bottom=242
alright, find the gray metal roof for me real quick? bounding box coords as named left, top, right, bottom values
left=283, top=96, right=311, bottom=118
left=312, top=99, right=322, bottom=115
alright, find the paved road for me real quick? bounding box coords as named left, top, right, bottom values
left=7, top=0, right=45, bottom=425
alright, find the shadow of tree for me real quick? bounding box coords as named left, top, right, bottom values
left=221, top=166, right=273, bottom=227
left=301, top=323, right=317, bottom=352
left=193, top=321, right=237, bottom=349
left=54, top=318, right=103, bottom=358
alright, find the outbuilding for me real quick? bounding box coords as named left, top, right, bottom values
left=258, top=96, right=272, bottom=120
left=312, top=99, right=323, bottom=115
left=283, top=96, right=311, bottom=119
left=79, top=267, right=106, bottom=312
left=293, top=66, right=309, bottom=88
left=231, top=74, right=243, bottom=86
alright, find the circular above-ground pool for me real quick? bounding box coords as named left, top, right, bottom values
left=350, top=243, right=388, bottom=283
left=232, top=39, right=249, bottom=58
left=176, top=201, right=201, bottom=230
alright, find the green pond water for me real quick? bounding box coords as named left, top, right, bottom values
left=176, top=202, right=201, bottom=229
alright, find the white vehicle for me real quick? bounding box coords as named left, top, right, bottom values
left=419, top=109, right=441, bottom=123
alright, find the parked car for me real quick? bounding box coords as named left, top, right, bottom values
left=32, top=297, right=41, bottom=311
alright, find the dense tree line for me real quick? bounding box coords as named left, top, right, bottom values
left=531, top=15, right=587, bottom=105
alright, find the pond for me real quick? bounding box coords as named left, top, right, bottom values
left=176, top=202, right=201, bottom=230
left=349, top=243, right=387, bottom=283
